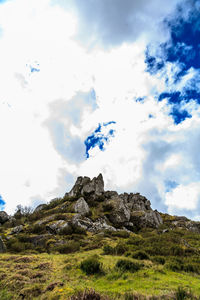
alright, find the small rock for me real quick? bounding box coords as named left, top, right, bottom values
left=11, top=225, right=24, bottom=234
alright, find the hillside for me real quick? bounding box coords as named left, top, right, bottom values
left=0, top=174, right=200, bottom=299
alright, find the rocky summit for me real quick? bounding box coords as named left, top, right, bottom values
left=1, top=174, right=200, bottom=299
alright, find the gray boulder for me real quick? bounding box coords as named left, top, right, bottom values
left=107, top=197, right=131, bottom=225
left=131, top=210, right=163, bottom=229
left=0, top=211, right=9, bottom=224
left=0, top=236, right=6, bottom=253
left=89, top=217, right=116, bottom=232
left=72, top=214, right=116, bottom=232
left=46, top=220, right=69, bottom=234
left=74, top=197, right=90, bottom=216
left=34, top=204, right=47, bottom=213
left=11, top=225, right=23, bottom=234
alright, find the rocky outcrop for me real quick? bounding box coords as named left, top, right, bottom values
left=0, top=211, right=9, bottom=224
left=68, top=174, right=104, bottom=197
left=74, top=197, right=90, bottom=216
left=65, top=173, right=163, bottom=231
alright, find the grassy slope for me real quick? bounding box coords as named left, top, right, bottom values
left=1, top=198, right=200, bottom=299
left=0, top=246, right=200, bottom=299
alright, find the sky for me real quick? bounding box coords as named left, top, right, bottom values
left=0, top=0, right=200, bottom=219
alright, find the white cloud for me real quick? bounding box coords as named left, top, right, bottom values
left=1, top=0, right=200, bottom=222
left=165, top=183, right=200, bottom=212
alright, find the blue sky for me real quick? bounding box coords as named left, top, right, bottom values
left=0, top=0, right=200, bottom=219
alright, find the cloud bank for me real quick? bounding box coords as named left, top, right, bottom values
left=1, top=0, right=200, bottom=221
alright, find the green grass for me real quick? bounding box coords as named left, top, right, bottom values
left=0, top=249, right=200, bottom=299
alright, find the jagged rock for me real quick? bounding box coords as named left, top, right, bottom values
left=34, top=204, right=47, bottom=213
left=11, top=225, right=24, bottom=234
left=0, top=211, right=9, bottom=224
left=74, top=197, right=90, bottom=216
left=0, top=236, right=6, bottom=253
left=106, top=197, right=131, bottom=225
left=46, top=220, right=69, bottom=234
left=68, top=174, right=104, bottom=197
left=131, top=210, right=163, bottom=229
left=104, top=191, right=118, bottom=199
left=126, top=193, right=152, bottom=211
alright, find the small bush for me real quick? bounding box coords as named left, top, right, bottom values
left=7, top=240, right=26, bottom=253
left=183, top=263, right=199, bottom=274
left=103, top=245, right=114, bottom=255
left=175, top=287, right=188, bottom=300
left=132, top=251, right=149, bottom=260
left=165, top=258, right=183, bottom=272
left=170, top=245, right=184, bottom=256
left=57, top=241, right=80, bottom=254
left=127, top=236, right=144, bottom=246
left=111, top=230, right=130, bottom=238
left=115, top=259, right=141, bottom=273
left=80, top=257, right=102, bottom=275
left=31, top=224, right=46, bottom=234
left=102, top=203, right=113, bottom=212
left=151, top=256, right=165, bottom=265
left=115, top=242, right=128, bottom=255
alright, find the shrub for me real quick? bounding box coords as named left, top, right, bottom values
left=132, top=251, right=149, bottom=260
left=7, top=240, right=26, bottom=253
left=102, top=203, right=113, bottom=212
left=115, top=259, right=141, bottom=273
left=31, top=224, right=46, bottom=234
left=151, top=256, right=165, bottom=265
left=170, top=245, right=184, bottom=256
left=175, top=287, right=188, bottom=300
left=165, top=258, right=183, bottom=272
left=59, top=225, right=73, bottom=235
left=115, top=242, right=128, bottom=255
left=103, top=245, right=114, bottom=255
left=111, top=230, right=130, bottom=238
left=127, top=236, right=144, bottom=246
left=57, top=241, right=80, bottom=254
left=183, top=263, right=199, bottom=274
left=80, top=257, right=102, bottom=275
left=59, top=224, right=86, bottom=236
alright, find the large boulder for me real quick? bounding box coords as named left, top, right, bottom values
left=0, top=211, right=9, bottom=224
left=72, top=214, right=116, bottom=232
left=68, top=174, right=104, bottom=197
left=0, top=236, right=6, bottom=253
left=107, top=197, right=131, bottom=226
left=46, top=220, right=69, bottom=234
left=74, top=197, right=90, bottom=216
left=131, top=210, right=163, bottom=229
